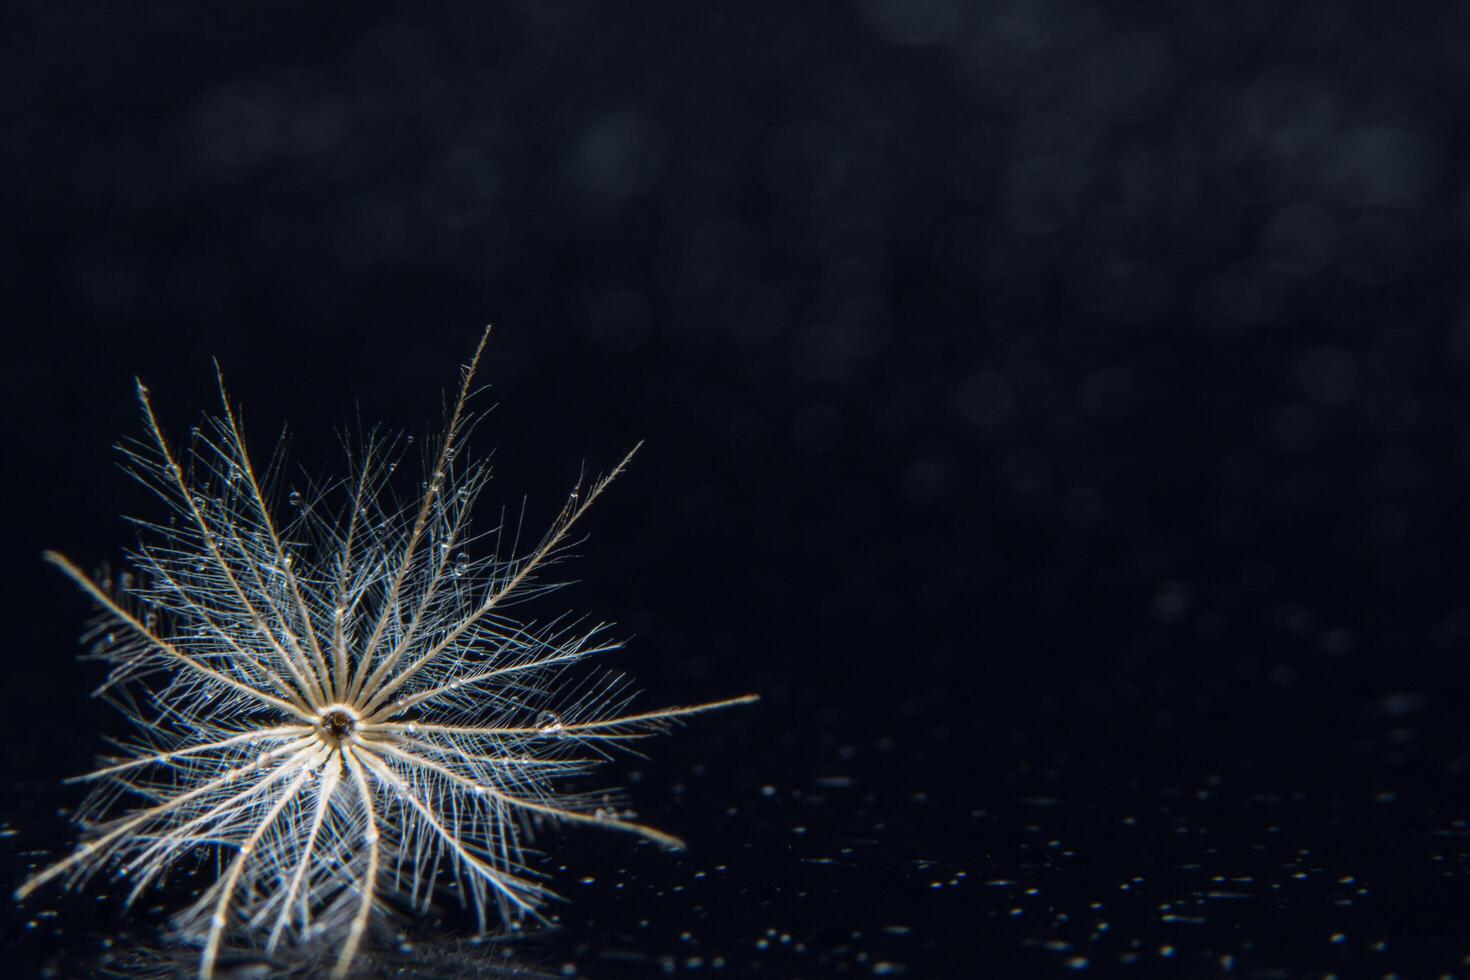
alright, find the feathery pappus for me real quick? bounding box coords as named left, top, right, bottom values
left=14, top=327, right=756, bottom=978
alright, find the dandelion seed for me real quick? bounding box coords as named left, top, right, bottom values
left=13, top=326, right=758, bottom=979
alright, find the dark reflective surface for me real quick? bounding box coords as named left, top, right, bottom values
left=12, top=677, right=1470, bottom=975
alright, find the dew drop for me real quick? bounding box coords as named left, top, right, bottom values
left=288, top=489, right=303, bottom=508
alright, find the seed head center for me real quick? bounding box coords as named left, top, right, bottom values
left=317, top=706, right=359, bottom=745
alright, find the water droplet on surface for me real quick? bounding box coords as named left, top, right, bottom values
left=288, top=489, right=303, bottom=507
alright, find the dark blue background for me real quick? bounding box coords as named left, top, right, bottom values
left=4, top=1, right=1470, bottom=975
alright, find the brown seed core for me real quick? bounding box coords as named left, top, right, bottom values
left=319, top=707, right=357, bottom=742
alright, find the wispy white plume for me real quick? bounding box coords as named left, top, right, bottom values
left=15, top=327, right=756, bottom=978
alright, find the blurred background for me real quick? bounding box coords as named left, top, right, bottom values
left=5, top=1, right=1470, bottom=975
